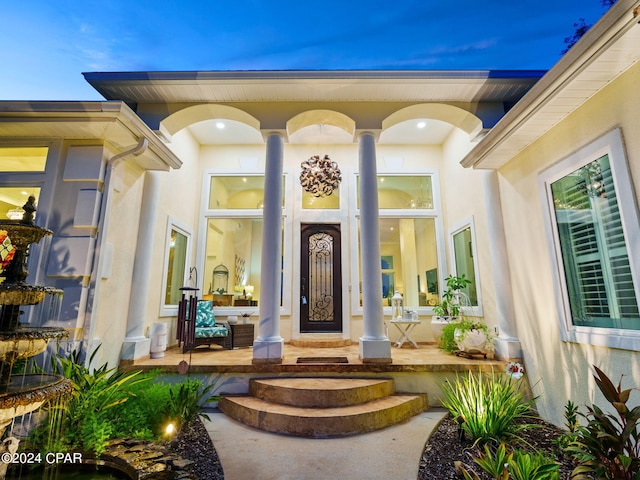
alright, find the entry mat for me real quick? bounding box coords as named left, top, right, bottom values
left=296, top=356, right=349, bottom=364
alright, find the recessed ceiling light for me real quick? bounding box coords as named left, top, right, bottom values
left=216, top=122, right=225, bottom=129
left=417, top=121, right=427, bottom=129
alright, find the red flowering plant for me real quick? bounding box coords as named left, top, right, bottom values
left=0, top=230, right=16, bottom=275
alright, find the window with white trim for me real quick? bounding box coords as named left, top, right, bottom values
left=160, top=219, right=192, bottom=316
left=450, top=219, right=481, bottom=311
left=356, top=174, right=442, bottom=309
left=540, top=129, right=640, bottom=350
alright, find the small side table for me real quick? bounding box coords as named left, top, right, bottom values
left=389, top=320, right=421, bottom=348
left=230, top=323, right=254, bottom=348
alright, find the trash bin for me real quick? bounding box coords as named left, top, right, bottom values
left=150, top=322, right=168, bottom=358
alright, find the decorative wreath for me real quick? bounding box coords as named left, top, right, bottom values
left=299, top=154, right=342, bottom=197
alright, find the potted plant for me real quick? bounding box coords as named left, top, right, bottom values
left=439, top=317, right=492, bottom=357
left=431, top=274, right=472, bottom=341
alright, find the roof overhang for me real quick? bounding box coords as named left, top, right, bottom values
left=83, top=70, right=545, bottom=105
left=461, top=0, right=640, bottom=170
left=0, top=101, right=182, bottom=171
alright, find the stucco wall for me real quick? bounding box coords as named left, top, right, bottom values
left=94, top=161, right=146, bottom=367
left=498, top=61, right=640, bottom=425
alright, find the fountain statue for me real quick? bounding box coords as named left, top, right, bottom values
left=0, top=196, right=72, bottom=477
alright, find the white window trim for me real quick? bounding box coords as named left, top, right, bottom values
left=159, top=217, right=193, bottom=317
left=197, top=170, right=292, bottom=316
left=539, top=128, right=640, bottom=351
left=449, top=216, right=483, bottom=317
left=349, top=169, right=447, bottom=317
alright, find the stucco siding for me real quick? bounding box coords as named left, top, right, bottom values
left=498, top=60, right=640, bottom=426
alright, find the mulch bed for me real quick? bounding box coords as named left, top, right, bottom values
left=418, top=415, right=579, bottom=479
left=175, top=413, right=580, bottom=480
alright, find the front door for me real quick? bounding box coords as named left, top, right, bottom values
left=300, top=224, right=342, bottom=332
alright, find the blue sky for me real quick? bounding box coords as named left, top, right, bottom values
left=1, top=1, right=611, bottom=101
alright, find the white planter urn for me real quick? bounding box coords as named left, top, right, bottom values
left=454, top=328, right=487, bottom=354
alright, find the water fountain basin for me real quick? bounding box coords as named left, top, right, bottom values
left=0, top=374, right=72, bottom=432
left=0, top=327, right=69, bottom=362
left=0, top=285, right=63, bottom=306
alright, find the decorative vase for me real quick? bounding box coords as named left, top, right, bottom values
left=454, top=328, right=487, bottom=353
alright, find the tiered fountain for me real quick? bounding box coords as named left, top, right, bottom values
left=0, top=196, right=72, bottom=476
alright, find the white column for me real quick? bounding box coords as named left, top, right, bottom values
left=483, top=170, right=521, bottom=360
left=121, top=171, right=160, bottom=361
left=358, top=132, right=391, bottom=363
left=253, top=133, right=285, bottom=364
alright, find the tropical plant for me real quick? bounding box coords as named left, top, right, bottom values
left=45, top=348, right=148, bottom=456
left=440, top=369, right=537, bottom=445
left=163, top=377, right=220, bottom=429
left=433, top=274, right=472, bottom=317
left=508, top=449, right=559, bottom=480
left=567, top=365, right=640, bottom=480
left=439, top=318, right=492, bottom=353
left=552, top=399, right=580, bottom=454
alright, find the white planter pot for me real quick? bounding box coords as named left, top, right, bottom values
left=431, top=316, right=457, bottom=341
left=455, top=328, right=487, bottom=353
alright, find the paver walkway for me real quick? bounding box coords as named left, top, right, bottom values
left=205, top=408, right=447, bottom=480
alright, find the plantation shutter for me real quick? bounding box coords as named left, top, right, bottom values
left=551, top=154, right=640, bottom=330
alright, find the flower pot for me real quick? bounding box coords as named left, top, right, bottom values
left=454, top=328, right=487, bottom=354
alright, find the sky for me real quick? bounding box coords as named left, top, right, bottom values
left=1, top=1, right=612, bottom=101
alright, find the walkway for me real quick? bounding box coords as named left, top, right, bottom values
left=204, top=407, right=448, bottom=480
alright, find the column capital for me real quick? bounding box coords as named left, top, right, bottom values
left=261, top=130, right=288, bottom=143
left=355, top=130, right=381, bottom=142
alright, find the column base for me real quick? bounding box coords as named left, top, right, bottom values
left=493, top=337, right=522, bottom=361
left=252, top=337, right=284, bottom=364
left=359, top=337, right=392, bottom=364
left=120, top=336, right=151, bottom=361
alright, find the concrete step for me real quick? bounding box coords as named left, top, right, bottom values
left=289, top=337, right=352, bottom=348
left=219, top=394, right=428, bottom=437
left=219, top=377, right=429, bottom=437
left=249, top=377, right=396, bottom=408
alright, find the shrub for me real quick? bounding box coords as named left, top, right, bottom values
left=163, top=377, right=220, bottom=430
left=552, top=400, right=580, bottom=454
left=462, top=443, right=559, bottom=480
left=567, top=365, right=640, bottom=480
left=440, top=369, right=536, bottom=445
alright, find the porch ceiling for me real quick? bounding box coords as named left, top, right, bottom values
left=84, top=70, right=543, bottom=105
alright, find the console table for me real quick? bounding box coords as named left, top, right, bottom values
left=230, top=323, right=254, bottom=348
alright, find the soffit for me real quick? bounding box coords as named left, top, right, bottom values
left=461, top=1, right=640, bottom=169
left=83, top=70, right=544, bottom=105
left=0, top=101, right=181, bottom=171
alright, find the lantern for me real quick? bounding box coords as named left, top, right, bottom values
left=392, top=290, right=404, bottom=320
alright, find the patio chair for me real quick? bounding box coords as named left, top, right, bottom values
left=177, top=296, right=231, bottom=352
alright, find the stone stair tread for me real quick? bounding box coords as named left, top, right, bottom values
left=219, top=393, right=428, bottom=437
left=250, top=377, right=396, bottom=408
left=222, top=394, right=425, bottom=417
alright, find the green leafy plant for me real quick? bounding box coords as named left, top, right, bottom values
left=567, top=365, right=640, bottom=480
left=163, top=377, right=220, bottom=430
left=472, top=443, right=511, bottom=479
left=508, top=449, right=559, bottom=480
left=440, top=369, right=537, bottom=445
left=461, top=443, right=559, bottom=480
left=52, top=349, right=149, bottom=456
left=433, top=274, right=472, bottom=317
left=552, top=399, right=580, bottom=453
left=439, top=318, right=492, bottom=353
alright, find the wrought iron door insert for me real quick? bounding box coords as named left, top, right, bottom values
left=300, top=224, right=342, bottom=332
